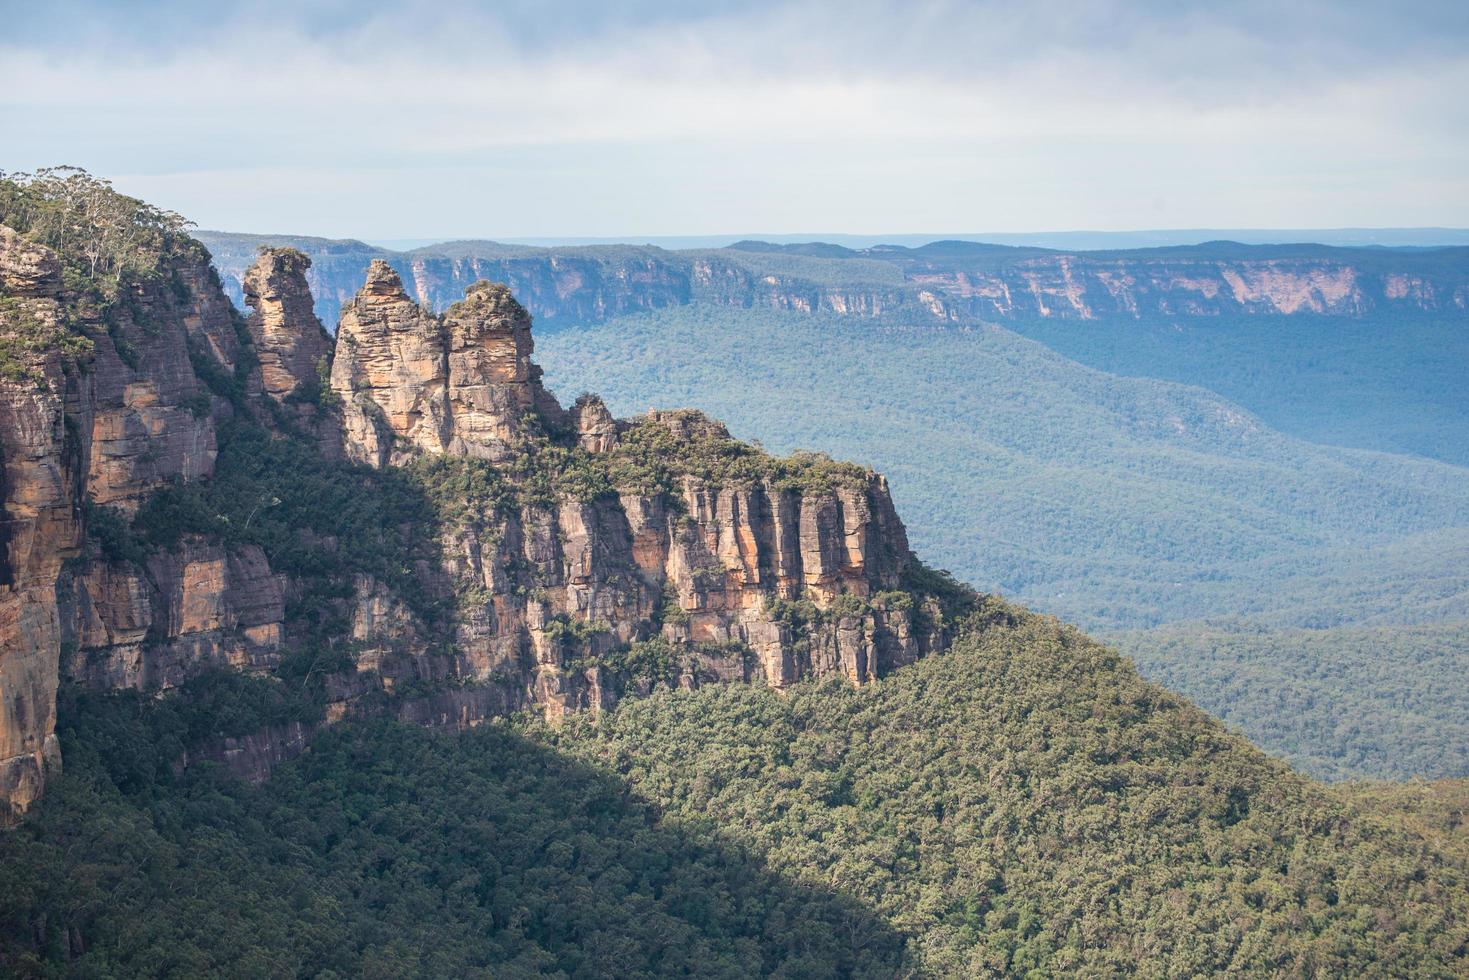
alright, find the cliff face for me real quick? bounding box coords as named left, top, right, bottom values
left=0, top=229, right=76, bottom=815
left=75, top=251, right=226, bottom=511
left=0, top=223, right=336, bottom=816
left=59, top=539, right=287, bottom=692
left=429, top=425, right=938, bottom=725
left=326, top=264, right=944, bottom=728
left=197, top=232, right=1469, bottom=330
left=242, top=247, right=333, bottom=407
left=330, top=261, right=554, bottom=465
left=0, top=220, right=254, bottom=813
left=407, top=251, right=692, bottom=328
left=899, top=251, right=1469, bottom=320
left=1, top=225, right=950, bottom=814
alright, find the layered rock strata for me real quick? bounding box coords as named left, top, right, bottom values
left=1, top=234, right=949, bottom=809
left=0, top=229, right=76, bottom=815
left=0, top=224, right=303, bottom=815
left=326, top=263, right=944, bottom=723
left=197, top=231, right=1469, bottom=331
left=330, top=261, right=555, bottom=465
left=242, top=247, right=333, bottom=406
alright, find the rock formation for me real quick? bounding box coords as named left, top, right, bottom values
left=430, top=421, right=938, bottom=725
left=326, top=264, right=943, bottom=723
left=197, top=231, right=1469, bottom=331
left=242, top=247, right=333, bottom=406
left=329, top=260, right=450, bottom=467
left=0, top=220, right=320, bottom=815
left=442, top=280, right=549, bottom=458
left=571, top=394, right=618, bottom=453
left=60, top=539, right=286, bottom=691
left=1, top=224, right=954, bottom=812
left=0, top=229, right=75, bottom=817
left=331, top=262, right=554, bottom=465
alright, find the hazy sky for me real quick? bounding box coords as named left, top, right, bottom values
left=3, top=0, right=1466, bottom=238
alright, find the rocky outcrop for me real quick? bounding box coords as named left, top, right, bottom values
left=59, top=539, right=286, bottom=691
left=0, top=231, right=75, bottom=819
left=0, top=219, right=289, bottom=815
left=329, top=260, right=449, bottom=467
left=442, top=281, right=545, bottom=458
left=572, top=394, right=619, bottom=453
left=331, top=263, right=553, bottom=465
left=320, top=260, right=945, bottom=729
left=2, top=230, right=952, bottom=808
left=242, top=248, right=333, bottom=405
left=68, top=243, right=237, bottom=510
left=422, top=464, right=938, bottom=723
left=0, top=226, right=62, bottom=298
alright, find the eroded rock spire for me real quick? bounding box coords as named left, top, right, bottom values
left=242, top=247, right=334, bottom=406
left=330, top=263, right=560, bottom=466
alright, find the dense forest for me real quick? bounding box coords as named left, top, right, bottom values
left=3, top=609, right=1468, bottom=976
left=1122, top=624, right=1469, bottom=780
left=537, top=304, right=1469, bottom=780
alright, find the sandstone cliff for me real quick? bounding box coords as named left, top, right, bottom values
left=330, top=261, right=553, bottom=465
left=0, top=208, right=355, bottom=816
left=0, top=227, right=76, bottom=815
left=324, top=263, right=947, bottom=728
left=198, top=232, right=1469, bottom=330
left=893, top=242, right=1469, bottom=319
left=242, top=247, right=333, bottom=408
left=1, top=219, right=955, bottom=814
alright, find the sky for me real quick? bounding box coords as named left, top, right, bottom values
left=2, top=0, right=1467, bottom=239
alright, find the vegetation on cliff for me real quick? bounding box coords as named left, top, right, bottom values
left=0, top=168, right=196, bottom=300
left=0, top=168, right=211, bottom=384
left=0, top=296, right=93, bottom=384
left=2, top=610, right=1467, bottom=976
left=126, top=421, right=450, bottom=654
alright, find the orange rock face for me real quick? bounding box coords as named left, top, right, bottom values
left=0, top=230, right=76, bottom=818
left=243, top=247, right=334, bottom=404
left=331, top=263, right=558, bottom=465
left=2, top=244, right=949, bottom=803
left=0, top=222, right=314, bottom=814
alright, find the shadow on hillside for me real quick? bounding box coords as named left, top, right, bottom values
left=0, top=714, right=909, bottom=978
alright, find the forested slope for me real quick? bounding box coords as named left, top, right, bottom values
left=3, top=606, right=1468, bottom=977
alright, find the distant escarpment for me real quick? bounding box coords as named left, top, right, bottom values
left=0, top=178, right=956, bottom=817
left=198, top=231, right=1469, bottom=330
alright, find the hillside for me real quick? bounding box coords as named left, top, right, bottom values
left=4, top=607, right=1469, bottom=976
left=536, top=305, right=1469, bottom=779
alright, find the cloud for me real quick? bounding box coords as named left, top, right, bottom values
left=2, top=0, right=1465, bottom=236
